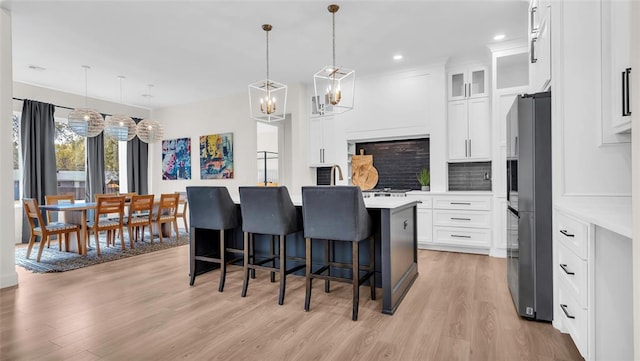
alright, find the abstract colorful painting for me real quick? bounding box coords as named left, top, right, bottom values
left=161, top=137, right=191, bottom=180
left=200, top=133, right=234, bottom=179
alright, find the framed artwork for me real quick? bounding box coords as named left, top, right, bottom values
left=161, top=137, right=191, bottom=180
left=200, top=133, right=234, bottom=179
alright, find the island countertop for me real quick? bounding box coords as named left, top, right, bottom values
left=230, top=194, right=420, bottom=210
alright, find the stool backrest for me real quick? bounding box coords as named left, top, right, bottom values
left=239, top=186, right=299, bottom=235
left=302, top=186, right=372, bottom=241
left=186, top=186, right=238, bottom=230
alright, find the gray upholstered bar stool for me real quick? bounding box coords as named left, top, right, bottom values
left=187, top=186, right=242, bottom=292
left=302, top=186, right=376, bottom=321
left=239, top=186, right=305, bottom=305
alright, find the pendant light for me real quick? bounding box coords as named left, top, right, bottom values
left=136, top=84, right=164, bottom=143
left=104, top=76, right=137, bottom=141
left=248, top=24, right=287, bottom=122
left=313, top=4, right=355, bottom=116
left=68, top=65, right=105, bottom=137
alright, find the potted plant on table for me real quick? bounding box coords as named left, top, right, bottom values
left=417, top=168, right=430, bottom=191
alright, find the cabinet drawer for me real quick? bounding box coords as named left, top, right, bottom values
left=555, top=211, right=589, bottom=260
left=558, top=285, right=588, bottom=358
left=433, top=209, right=490, bottom=229
left=433, top=196, right=491, bottom=211
left=557, top=242, right=588, bottom=308
left=405, top=194, right=432, bottom=209
left=433, top=226, right=490, bottom=248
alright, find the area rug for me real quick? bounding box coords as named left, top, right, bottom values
left=15, top=232, right=189, bottom=273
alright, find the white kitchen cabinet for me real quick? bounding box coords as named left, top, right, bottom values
left=447, top=97, right=491, bottom=161
left=308, top=117, right=336, bottom=167
left=601, top=0, right=632, bottom=135
left=431, top=194, right=492, bottom=253
left=448, top=65, right=488, bottom=101
left=554, top=206, right=634, bottom=361
left=529, top=0, right=551, bottom=92
left=405, top=192, right=432, bottom=247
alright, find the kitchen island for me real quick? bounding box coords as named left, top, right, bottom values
left=190, top=195, right=419, bottom=315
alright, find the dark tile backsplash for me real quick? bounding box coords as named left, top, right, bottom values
left=355, top=138, right=429, bottom=190
left=316, top=167, right=332, bottom=185
left=448, top=162, right=492, bottom=191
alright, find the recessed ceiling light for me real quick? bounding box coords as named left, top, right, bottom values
left=28, top=65, right=46, bottom=71
left=393, top=54, right=403, bottom=60
left=493, top=34, right=506, bottom=41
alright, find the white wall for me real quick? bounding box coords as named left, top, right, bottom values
left=1, top=8, right=18, bottom=288
left=337, top=64, right=447, bottom=191
left=553, top=1, right=631, bottom=197
left=631, top=1, right=640, bottom=357
left=150, top=83, right=314, bottom=198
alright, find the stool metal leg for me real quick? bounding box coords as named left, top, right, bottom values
left=250, top=233, right=256, bottom=279
left=241, top=232, right=250, bottom=297
left=218, top=229, right=226, bottom=292
left=189, top=226, right=196, bottom=286
left=324, top=239, right=330, bottom=293
left=278, top=234, right=287, bottom=305
left=304, top=237, right=312, bottom=312
left=370, top=236, right=376, bottom=300
left=352, top=241, right=359, bottom=321
left=270, top=235, right=276, bottom=283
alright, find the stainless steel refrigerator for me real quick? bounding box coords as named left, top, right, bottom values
left=506, top=91, right=553, bottom=321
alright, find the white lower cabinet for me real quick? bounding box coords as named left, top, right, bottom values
left=554, top=208, right=634, bottom=361
left=407, top=192, right=492, bottom=254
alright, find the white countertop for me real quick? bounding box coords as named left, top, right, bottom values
left=554, top=197, right=632, bottom=238
left=407, top=190, right=493, bottom=196
left=231, top=194, right=419, bottom=210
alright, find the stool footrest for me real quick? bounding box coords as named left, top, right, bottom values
left=226, top=248, right=243, bottom=254
left=195, top=255, right=221, bottom=263
left=310, top=268, right=375, bottom=287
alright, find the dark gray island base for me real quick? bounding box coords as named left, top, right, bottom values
left=190, top=197, right=419, bottom=315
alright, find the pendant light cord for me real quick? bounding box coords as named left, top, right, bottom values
left=84, top=66, right=88, bottom=108
left=332, top=10, right=336, bottom=72
left=266, top=29, right=270, bottom=83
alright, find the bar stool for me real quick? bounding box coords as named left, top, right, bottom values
left=239, top=186, right=305, bottom=305
left=301, top=186, right=376, bottom=321
left=187, top=186, right=242, bottom=292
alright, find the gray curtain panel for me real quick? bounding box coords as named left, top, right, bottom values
left=127, top=117, right=149, bottom=195
left=85, top=129, right=105, bottom=202
left=20, top=99, right=57, bottom=243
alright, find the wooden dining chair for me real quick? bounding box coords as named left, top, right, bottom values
left=23, top=198, right=81, bottom=262
left=87, top=195, right=126, bottom=255
left=153, top=193, right=180, bottom=243
left=44, top=194, right=76, bottom=251
left=175, top=191, right=188, bottom=233
left=124, top=194, right=154, bottom=247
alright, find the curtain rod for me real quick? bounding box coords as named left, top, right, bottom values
left=13, top=97, right=116, bottom=117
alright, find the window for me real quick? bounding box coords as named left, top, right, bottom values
left=104, top=136, right=119, bottom=194
left=54, top=120, right=86, bottom=199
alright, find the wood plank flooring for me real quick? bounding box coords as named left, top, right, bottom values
left=0, top=246, right=582, bottom=361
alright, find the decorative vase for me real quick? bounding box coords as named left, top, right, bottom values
left=421, top=186, right=430, bottom=191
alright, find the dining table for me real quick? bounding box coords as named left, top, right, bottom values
left=39, top=202, right=96, bottom=255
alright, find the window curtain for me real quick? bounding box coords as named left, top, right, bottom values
left=85, top=123, right=105, bottom=202
left=20, top=99, right=57, bottom=243
left=127, top=117, right=149, bottom=195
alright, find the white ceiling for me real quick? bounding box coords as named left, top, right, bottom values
left=5, top=0, right=528, bottom=110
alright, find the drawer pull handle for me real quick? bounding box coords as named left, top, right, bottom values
left=560, top=304, right=575, bottom=319
left=451, top=217, right=471, bottom=221
left=559, top=264, right=575, bottom=275
left=451, top=234, right=471, bottom=239
left=559, top=229, right=575, bottom=238
left=450, top=202, right=471, bottom=205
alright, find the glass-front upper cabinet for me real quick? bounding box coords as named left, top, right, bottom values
left=447, top=65, right=489, bottom=101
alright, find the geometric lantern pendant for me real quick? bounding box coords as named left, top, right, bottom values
left=249, top=79, right=288, bottom=122
left=248, top=24, right=288, bottom=123
left=313, top=65, right=355, bottom=116
left=312, top=4, right=355, bottom=117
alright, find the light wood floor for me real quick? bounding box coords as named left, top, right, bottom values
left=1, top=246, right=582, bottom=361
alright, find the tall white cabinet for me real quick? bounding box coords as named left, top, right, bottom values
left=447, top=65, right=491, bottom=161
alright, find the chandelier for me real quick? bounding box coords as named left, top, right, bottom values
left=248, top=24, right=287, bottom=122
left=136, top=84, right=164, bottom=143
left=313, top=4, right=355, bottom=116
left=104, top=76, right=137, bottom=141
left=68, top=65, right=105, bottom=137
